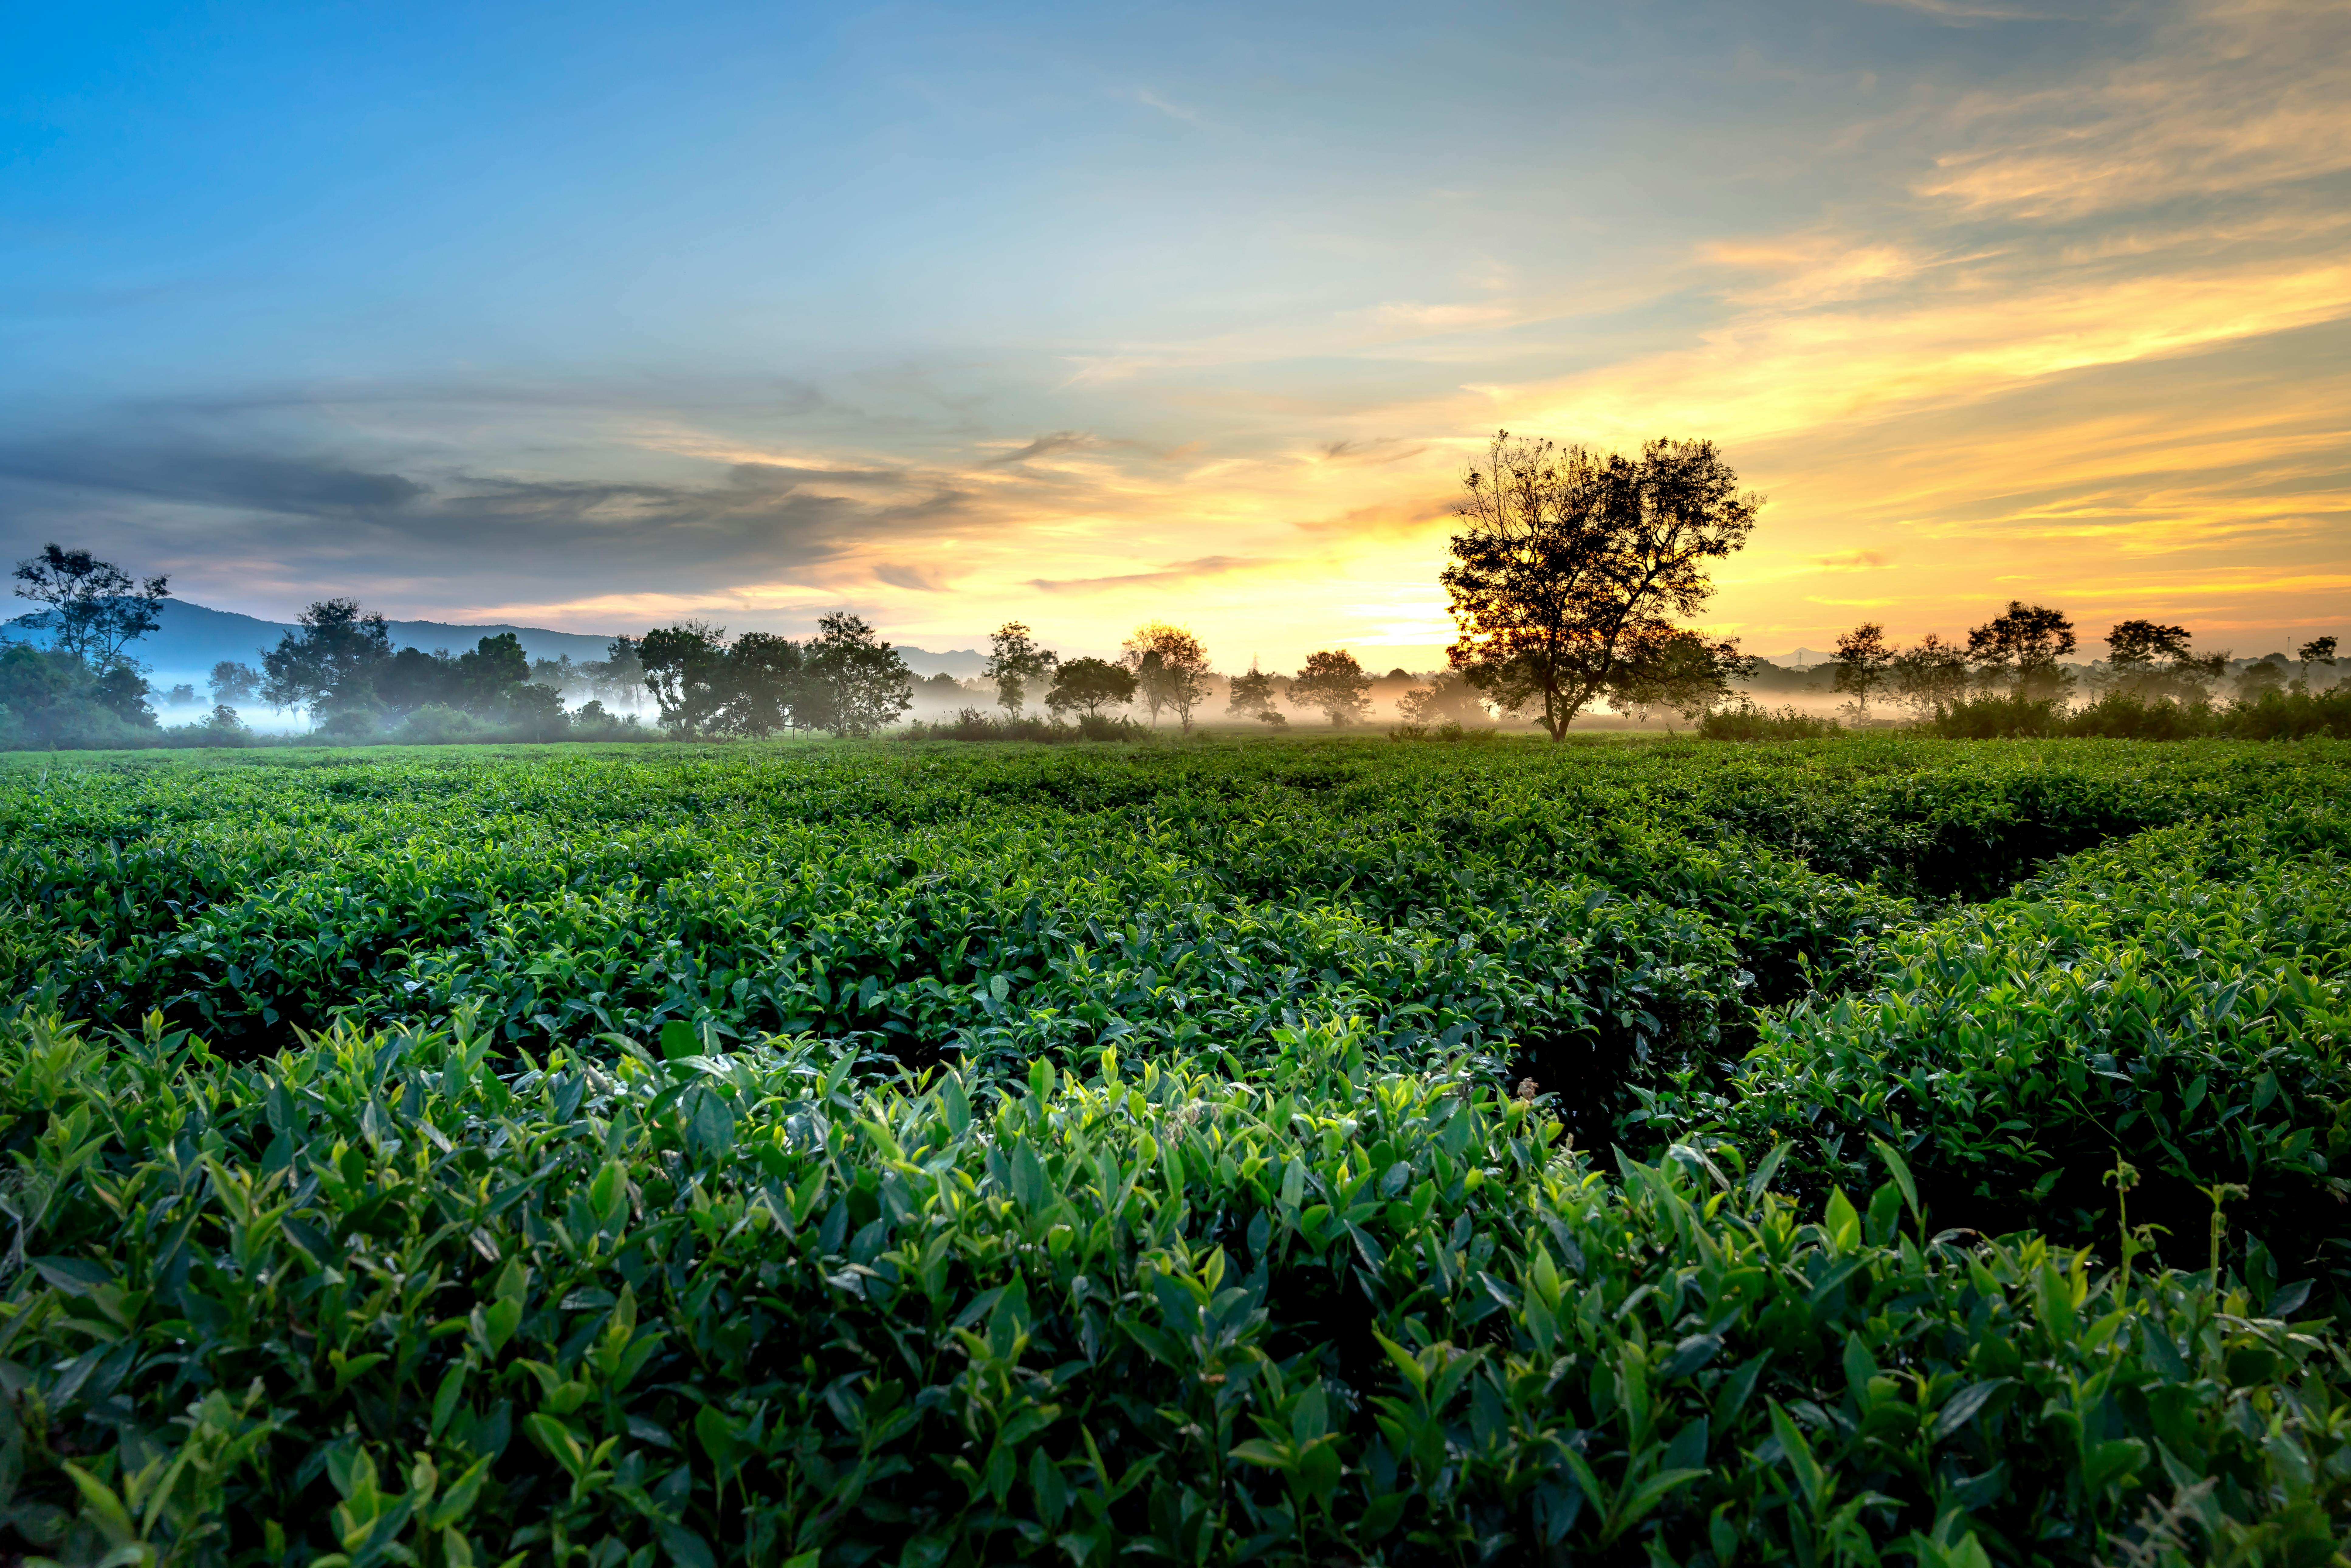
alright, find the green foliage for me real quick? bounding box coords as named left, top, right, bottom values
left=2, top=1009, right=2344, bottom=1567
left=1924, top=688, right=2351, bottom=742
left=0, top=647, right=160, bottom=748
left=1645, top=808, right=2351, bottom=1282
left=1927, top=695, right=2067, bottom=739
left=4, top=735, right=2351, bottom=1563
left=1698, top=701, right=1841, bottom=741
left=899, top=710, right=1148, bottom=744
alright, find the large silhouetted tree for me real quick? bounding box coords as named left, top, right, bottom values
left=1441, top=432, right=1760, bottom=739
left=2102, top=619, right=2222, bottom=704
left=719, top=633, right=805, bottom=736
left=640, top=621, right=732, bottom=736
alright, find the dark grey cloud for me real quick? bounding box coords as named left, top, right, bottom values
left=0, top=443, right=425, bottom=514
left=987, top=431, right=1094, bottom=467
left=1025, top=554, right=1263, bottom=594
left=1318, top=437, right=1429, bottom=467
left=0, top=433, right=990, bottom=608
left=873, top=561, right=955, bottom=592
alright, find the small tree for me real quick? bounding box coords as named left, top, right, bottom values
left=1121, top=623, right=1211, bottom=731
left=719, top=633, right=805, bottom=736
left=1832, top=623, right=1896, bottom=719
left=208, top=660, right=261, bottom=706
left=2102, top=620, right=2223, bottom=704
left=2296, top=636, right=2338, bottom=688
left=806, top=612, right=913, bottom=736
left=594, top=637, right=648, bottom=710
left=983, top=622, right=1058, bottom=719
left=1611, top=630, right=1745, bottom=725
left=1967, top=601, right=2076, bottom=700
left=1225, top=663, right=1280, bottom=723
left=1399, top=672, right=1490, bottom=727
left=261, top=599, right=393, bottom=720
left=1442, top=432, right=1761, bottom=740
left=1291, top=650, right=1373, bottom=727
left=457, top=633, right=532, bottom=711
left=11, top=543, right=170, bottom=668
left=1890, top=633, right=1971, bottom=718
left=2236, top=660, right=2286, bottom=702
left=639, top=621, right=732, bottom=736
left=1047, top=657, right=1138, bottom=719
left=529, top=654, right=586, bottom=699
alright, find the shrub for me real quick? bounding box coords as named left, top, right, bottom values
left=395, top=703, right=489, bottom=744
left=2065, top=690, right=2215, bottom=740
left=318, top=708, right=380, bottom=740
left=1645, top=810, right=2351, bottom=1285
left=1698, top=700, right=1840, bottom=740
left=2220, top=685, right=2351, bottom=741
left=1925, top=694, right=2065, bottom=738
left=1077, top=712, right=1148, bottom=741
left=901, top=709, right=1146, bottom=743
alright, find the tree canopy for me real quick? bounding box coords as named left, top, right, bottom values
left=1121, top=623, right=1211, bottom=731
left=806, top=612, right=913, bottom=736
left=2101, top=619, right=2222, bottom=704
left=260, top=599, right=393, bottom=716
left=11, top=543, right=170, bottom=669
left=1047, top=657, right=1137, bottom=719
left=1291, top=650, right=1373, bottom=726
left=983, top=623, right=1057, bottom=718
left=1832, top=623, right=1896, bottom=718
left=1224, top=664, right=1280, bottom=723
left=1967, top=602, right=2076, bottom=700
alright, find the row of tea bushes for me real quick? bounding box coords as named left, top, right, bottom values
left=1645, top=807, right=2351, bottom=1288
left=0, top=1007, right=2342, bottom=1567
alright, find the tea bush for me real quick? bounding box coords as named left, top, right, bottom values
left=1642, top=807, right=2351, bottom=1286
left=2, top=1011, right=2345, bottom=1568
left=3, top=734, right=2350, bottom=1565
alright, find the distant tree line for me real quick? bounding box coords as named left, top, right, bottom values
left=11, top=457, right=2340, bottom=751
left=1820, top=606, right=2339, bottom=722
left=630, top=614, right=913, bottom=738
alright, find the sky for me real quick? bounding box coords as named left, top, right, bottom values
left=4, top=0, right=2347, bottom=669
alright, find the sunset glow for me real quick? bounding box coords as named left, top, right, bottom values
left=6, top=0, right=2346, bottom=664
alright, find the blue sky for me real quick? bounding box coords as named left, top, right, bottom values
left=6, top=0, right=2347, bottom=665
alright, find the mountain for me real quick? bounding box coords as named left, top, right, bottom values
left=3, top=598, right=991, bottom=689
left=1, top=599, right=620, bottom=690
left=896, top=647, right=985, bottom=678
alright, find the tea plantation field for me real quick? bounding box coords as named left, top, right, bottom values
left=2, top=735, right=2347, bottom=1567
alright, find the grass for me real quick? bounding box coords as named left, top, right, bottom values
left=2, top=732, right=2347, bottom=1566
